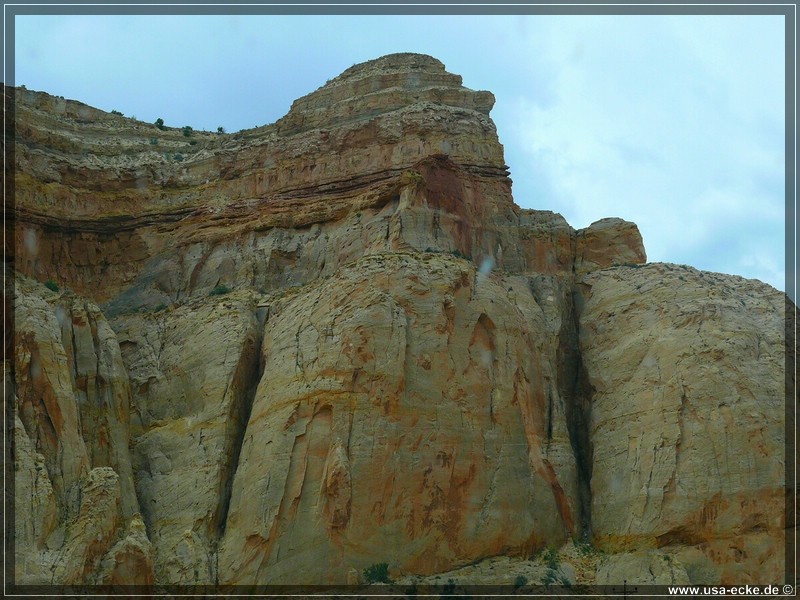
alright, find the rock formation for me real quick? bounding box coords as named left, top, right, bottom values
left=9, top=53, right=791, bottom=590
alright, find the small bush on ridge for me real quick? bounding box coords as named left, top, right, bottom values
left=209, top=284, right=232, bottom=296
left=363, top=562, right=391, bottom=584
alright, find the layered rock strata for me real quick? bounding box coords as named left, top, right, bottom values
left=10, top=53, right=789, bottom=588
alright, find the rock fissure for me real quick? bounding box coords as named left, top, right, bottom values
left=561, top=281, right=595, bottom=541
left=215, top=307, right=268, bottom=548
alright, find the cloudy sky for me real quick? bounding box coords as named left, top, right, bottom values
left=12, top=11, right=790, bottom=297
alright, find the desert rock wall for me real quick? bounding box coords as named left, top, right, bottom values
left=9, top=53, right=789, bottom=589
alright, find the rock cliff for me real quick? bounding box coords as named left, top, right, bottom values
left=9, top=53, right=790, bottom=590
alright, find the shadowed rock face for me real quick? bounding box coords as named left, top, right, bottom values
left=10, top=53, right=788, bottom=588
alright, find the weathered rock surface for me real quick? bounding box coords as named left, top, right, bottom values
left=111, top=293, right=262, bottom=584
left=9, top=53, right=789, bottom=589
left=12, top=276, right=153, bottom=586
left=13, top=413, right=58, bottom=584
left=578, top=263, right=786, bottom=583
left=595, top=550, right=690, bottom=586
left=575, top=217, right=647, bottom=274
left=218, top=252, right=579, bottom=584
left=95, top=514, right=155, bottom=586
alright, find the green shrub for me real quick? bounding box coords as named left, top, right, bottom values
left=209, top=284, right=232, bottom=296
left=155, top=117, right=165, bottom=130
left=111, top=109, right=123, bottom=116
left=513, top=574, right=528, bottom=589
left=363, top=562, right=391, bottom=584
left=149, top=137, right=158, bottom=145
left=189, top=140, right=197, bottom=145
left=575, top=541, right=594, bottom=556
left=542, top=548, right=560, bottom=570
left=182, top=125, right=193, bottom=137
left=217, top=126, right=225, bottom=134
left=450, top=249, right=472, bottom=260
left=153, top=303, right=168, bottom=312
left=44, top=280, right=59, bottom=292
left=174, top=153, right=184, bottom=162
left=542, top=569, right=559, bottom=586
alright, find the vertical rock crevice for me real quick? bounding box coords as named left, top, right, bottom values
left=214, top=305, right=268, bottom=555
left=555, top=279, right=594, bottom=541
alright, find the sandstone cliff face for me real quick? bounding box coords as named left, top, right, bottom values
left=12, top=276, right=153, bottom=585
left=217, top=252, right=579, bottom=584
left=112, top=293, right=262, bottom=584
left=10, top=53, right=789, bottom=589
left=579, top=264, right=787, bottom=584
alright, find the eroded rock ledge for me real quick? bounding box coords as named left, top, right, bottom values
left=10, top=53, right=787, bottom=589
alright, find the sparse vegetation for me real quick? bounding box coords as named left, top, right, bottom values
left=155, top=117, right=165, bottom=130
left=111, top=109, right=123, bottom=116
left=149, top=137, right=158, bottom=145
left=541, top=569, right=559, bottom=586
left=575, top=540, right=595, bottom=556
left=44, top=280, right=59, bottom=292
left=182, top=125, right=194, bottom=137
left=363, top=562, right=391, bottom=584
left=398, top=169, right=424, bottom=188
left=154, top=303, right=168, bottom=312
left=450, top=249, right=472, bottom=261
left=209, top=284, right=232, bottom=296
left=542, top=548, right=560, bottom=570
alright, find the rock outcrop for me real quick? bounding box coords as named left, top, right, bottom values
left=12, top=277, right=154, bottom=587
left=10, top=53, right=790, bottom=589
left=579, top=263, right=787, bottom=583
left=217, top=252, right=579, bottom=583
